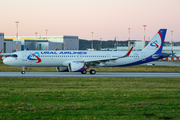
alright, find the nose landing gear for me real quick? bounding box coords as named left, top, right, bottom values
left=21, top=67, right=25, bottom=74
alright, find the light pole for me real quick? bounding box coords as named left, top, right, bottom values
left=91, top=32, right=94, bottom=50
left=128, top=28, right=131, bottom=50
left=15, top=21, right=19, bottom=51
left=117, top=37, right=118, bottom=51
left=143, top=25, right=147, bottom=48
left=35, top=32, right=38, bottom=50
left=171, top=30, right=173, bottom=53
left=100, top=38, right=102, bottom=51
left=46, top=29, right=48, bottom=50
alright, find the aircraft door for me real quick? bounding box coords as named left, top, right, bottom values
left=22, top=52, right=27, bottom=61
left=106, top=54, right=111, bottom=58
left=76, top=55, right=82, bottom=60
left=141, top=52, right=146, bottom=61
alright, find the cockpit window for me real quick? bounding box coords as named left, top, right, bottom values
left=10, top=54, right=18, bottom=58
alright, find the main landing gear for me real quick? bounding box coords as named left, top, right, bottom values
left=81, top=69, right=87, bottom=74
left=81, top=69, right=96, bottom=75
left=90, top=69, right=96, bottom=75
left=21, top=67, right=25, bottom=74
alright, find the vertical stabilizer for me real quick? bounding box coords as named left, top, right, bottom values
left=142, top=29, right=167, bottom=54
left=0, top=49, right=3, bottom=53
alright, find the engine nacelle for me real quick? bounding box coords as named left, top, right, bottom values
left=56, top=67, right=69, bottom=72
left=68, top=62, right=85, bottom=72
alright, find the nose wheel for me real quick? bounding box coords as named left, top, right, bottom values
left=21, top=67, right=26, bottom=74
left=21, top=71, right=25, bottom=74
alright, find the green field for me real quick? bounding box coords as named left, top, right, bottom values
left=0, top=77, right=180, bottom=119
left=1, top=60, right=180, bottom=119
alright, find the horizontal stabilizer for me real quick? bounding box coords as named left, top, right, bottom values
left=152, top=53, right=173, bottom=58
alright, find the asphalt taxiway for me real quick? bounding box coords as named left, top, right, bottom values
left=0, top=72, right=180, bottom=77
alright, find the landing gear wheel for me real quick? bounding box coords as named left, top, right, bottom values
left=81, top=69, right=87, bottom=74
left=21, top=67, right=26, bottom=74
left=21, top=71, right=25, bottom=74
left=90, top=70, right=96, bottom=75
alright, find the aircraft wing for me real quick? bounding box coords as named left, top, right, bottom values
left=62, top=47, right=133, bottom=67
left=83, top=47, right=133, bottom=66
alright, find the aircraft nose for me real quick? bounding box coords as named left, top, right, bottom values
left=3, top=58, right=11, bottom=65
left=3, top=58, right=8, bottom=65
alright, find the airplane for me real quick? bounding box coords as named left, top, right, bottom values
left=3, top=29, right=172, bottom=74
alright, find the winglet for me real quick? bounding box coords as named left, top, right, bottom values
left=119, top=46, right=133, bottom=58
left=125, top=46, right=133, bottom=56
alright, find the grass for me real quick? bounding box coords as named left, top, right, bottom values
left=0, top=77, right=180, bottom=119
left=1, top=60, right=180, bottom=72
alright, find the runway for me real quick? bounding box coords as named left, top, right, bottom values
left=144, top=61, right=180, bottom=66
left=0, top=72, right=180, bottom=77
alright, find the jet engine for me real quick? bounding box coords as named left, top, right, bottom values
left=68, top=62, right=85, bottom=72
left=56, top=67, right=69, bottom=72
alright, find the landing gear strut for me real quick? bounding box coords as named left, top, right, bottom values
left=21, top=67, right=25, bottom=74
left=90, top=69, right=96, bottom=75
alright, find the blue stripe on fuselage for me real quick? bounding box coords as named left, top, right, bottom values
left=113, top=55, right=169, bottom=67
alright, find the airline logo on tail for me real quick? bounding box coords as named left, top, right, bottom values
left=150, top=40, right=159, bottom=48
left=27, top=52, right=41, bottom=63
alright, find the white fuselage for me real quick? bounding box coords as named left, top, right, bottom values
left=3, top=50, right=153, bottom=68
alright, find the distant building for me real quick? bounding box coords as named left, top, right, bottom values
left=99, top=40, right=180, bottom=55
left=0, top=33, right=21, bottom=53
left=0, top=33, right=4, bottom=52
left=117, top=41, right=180, bottom=55
left=0, top=34, right=79, bottom=53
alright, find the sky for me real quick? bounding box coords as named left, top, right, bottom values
left=0, top=0, right=180, bottom=41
